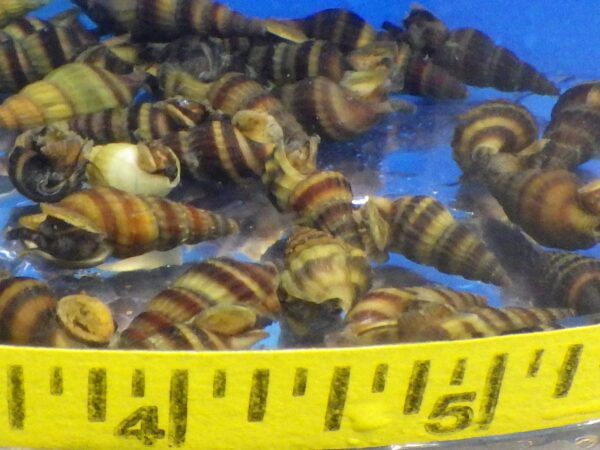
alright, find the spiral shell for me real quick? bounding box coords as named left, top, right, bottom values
left=261, top=138, right=318, bottom=211
left=540, top=252, right=600, bottom=314
left=287, top=170, right=362, bottom=248
left=402, top=56, right=467, bottom=100
left=160, top=115, right=276, bottom=183
left=395, top=306, right=572, bottom=342
left=162, top=70, right=310, bottom=147
left=452, top=100, right=539, bottom=175
left=402, top=7, right=450, bottom=55
left=0, top=277, right=115, bottom=347
left=8, top=124, right=90, bottom=202
left=550, top=81, right=600, bottom=118
left=432, top=28, right=559, bottom=95
left=72, top=0, right=265, bottom=41
left=0, top=17, right=97, bottom=93
left=280, top=227, right=371, bottom=312
left=84, top=142, right=181, bottom=197
left=486, top=168, right=600, bottom=249
left=341, top=286, right=488, bottom=344
left=384, top=196, right=510, bottom=286
left=0, top=1, right=50, bottom=28
left=118, top=311, right=267, bottom=350
left=275, top=9, right=376, bottom=51
left=73, top=42, right=141, bottom=74
left=11, top=186, right=239, bottom=267
left=1, top=16, right=47, bottom=41
left=279, top=76, right=399, bottom=141
left=67, top=98, right=208, bottom=144
left=0, top=63, right=144, bottom=130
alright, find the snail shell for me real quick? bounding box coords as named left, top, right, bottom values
left=279, top=76, right=400, bottom=141
left=0, top=63, right=145, bottom=130
left=1, top=16, right=47, bottom=41
left=0, top=16, right=96, bottom=93
left=12, top=186, right=239, bottom=267
left=84, top=142, right=181, bottom=197
left=279, top=9, right=376, bottom=52
left=486, top=168, right=600, bottom=249
left=0, top=1, right=51, bottom=27
left=432, top=28, right=559, bottom=95
left=402, top=56, right=467, bottom=100
left=530, top=107, right=600, bottom=170
left=550, top=81, right=600, bottom=118
left=540, top=252, right=600, bottom=314
left=55, top=294, right=115, bottom=346
left=67, top=98, right=208, bottom=144
left=160, top=114, right=276, bottom=183
left=385, top=196, right=510, bottom=286
left=73, top=42, right=141, bottom=75
left=72, top=0, right=265, bottom=41
left=396, top=306, right=572, bottom=342
left=118, top=311, right=267, bottom=350
left=288, top=170, right=362, bottom=249
left=8, top=124, right=90, bottom=202
left=280, top=226, right=371, bottom=312
left=0, top=277, right=57, bottom=345
left=402, top=7, right=450, bottom=55
left=452, top=100, right=539, bottom=176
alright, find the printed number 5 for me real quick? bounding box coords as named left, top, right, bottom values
left=115, top=405, right=166, bottom=445
left=425, top=392, right=476, bottom=434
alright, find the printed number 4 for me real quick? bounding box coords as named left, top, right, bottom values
left=425, top=392, right=477, bottom=434
left=115, top=406, right=166, bottom=445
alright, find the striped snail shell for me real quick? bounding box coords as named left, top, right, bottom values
left=118, top=311, right=267, bottom=350
left=160, top=112, right=278, bottom=183
left=431, top=28, right=559, bottom=95
left=402, top=56, right=467, bottom=100
left=261, top=142, right=318, bottom=211
left=485, top=168, right=600, bottom=249
left=10, top=186, right=239, bottom=268
left=340, top=286, right=488, bottom=345
left=67, top=97, right=208, bottom=144
left=540, top=252, right=600, bottom=314
left=287, top=170, right=362, bottom=249
left=0, top=16, right=97, bottom=93
left=84, top=141, right=181, bottom=197
left=279, top=76, right=402, bottom=141
left=280, top=226, right=371, bottom=312
left=0, top=0, right=50, bottom=27
left=452, top=100, right=539, bottom=176
left=73, top=0, right=266, bottom=41
left=395, top=306, right=572, bottom=342
left=0, top=277, right=57, bottom=345
left=384, top=195, right=510, bottom=286
left=8, top=124, right=91, bottom=202
left=550, top=81, right=600, bottom=118
left=0, top=277, right=115, bottom=347
left=275, top=9, right=376, bottom=52
left=1, top=16, right=47, bottom=41
left=0, top=63, right=145, bottom=130
left=73, top=42, right=141, bottom=75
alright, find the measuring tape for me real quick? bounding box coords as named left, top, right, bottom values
left=1, top=324, right=599, bottom=449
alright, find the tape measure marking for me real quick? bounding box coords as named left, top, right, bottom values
left=293, top=368, right=308, bottom=396
left=213, top=370, right=226, bottom=398
left=554, top=344, right=583, bottom=398
left=131, top=369, right=145, bottom=398
left=526, top=349, right=544, bottom=377
left=7, top=365, right=24, bottom=430
left=168, top=369, right=188, bottom=446
left=50, top=366, right=63, bottom=396
left=324, top=366, right=351, bottom=431
left=403, top=360, right=431, bottom=415
left=371, top=363, right=388, bottom=393
left=247, top=369, right=270, bottom=422
left=88, top=368, right=107, bottom=422
left=478, top=353, right=507, bottom=429
left=450, top=359, right=467, bottom=386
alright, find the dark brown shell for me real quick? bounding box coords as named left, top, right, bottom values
left=402, top=7, right=449, bottom=54
left=279, top=76, right=395, bottom=141
left=402, top=56, right=467, bottom=100
left=432, top=28, right=559, bottom=95
left=384, top=196, right=510, bottom=286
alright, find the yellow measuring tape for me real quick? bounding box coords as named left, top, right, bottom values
left=1, top=324, right=599, bottom=449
